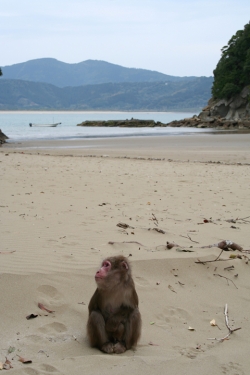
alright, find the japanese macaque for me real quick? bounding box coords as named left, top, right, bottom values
left=87, top=255, right=141, bottom=354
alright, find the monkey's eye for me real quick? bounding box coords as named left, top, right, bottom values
left=103, top=261, right=111, bottom=268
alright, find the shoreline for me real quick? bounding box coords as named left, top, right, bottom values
left=2, top=132, right=250, bottom=163
left=0, top=110, right=197, bottom=113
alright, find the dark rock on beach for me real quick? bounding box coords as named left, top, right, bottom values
left=167, top=86, right=250, bottom=130
left=0, top=129, right=8, bottom=145
left=77, top=119, right=166, bottom=128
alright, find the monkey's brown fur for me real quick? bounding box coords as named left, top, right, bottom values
left=87, top=256, right=141, bottom=354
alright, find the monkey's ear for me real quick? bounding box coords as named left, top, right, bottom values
left=121, top=261, right=129, bottom=270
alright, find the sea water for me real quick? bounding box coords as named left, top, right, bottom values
left=0, top=111, right=209, bottom=142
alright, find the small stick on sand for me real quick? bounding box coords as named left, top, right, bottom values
left=213, top=273, right=238, bottom=289
left=195, top=249, right=224, bottom=264
left=152, top=213, right=159, bottom=226
left=208, top=304, right=241, bottom=342
left=239, top=216, right=250, bottom=223
left=180, top=234, right=199, bottom=244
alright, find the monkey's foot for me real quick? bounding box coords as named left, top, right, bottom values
left=101, top=342, right=126, bottom=354
left=113, top=342, right=126, bottom=354
left=101, top=342, right=114, bottom=354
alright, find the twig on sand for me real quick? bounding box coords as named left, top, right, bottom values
left=195, top=249, right=224, bottom=264
left=213, top=273, right=238, bottom=289
left=225, top=216, right=250, bottom=223
left=148, top=228, right=166, bottom=234
left=116, top=222, right=134, bottom=229
left=108, top=241, right=144, bottom=246
left=208, top=304, right=241, bottom=342
left=239, top=215, right=250, bottom=223
left=151, top=213, right=159, bottom=227
left=180, top=234, right=199, bottom=244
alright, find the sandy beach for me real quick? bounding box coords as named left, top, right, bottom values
left=1, top=133, right=250, bottom=375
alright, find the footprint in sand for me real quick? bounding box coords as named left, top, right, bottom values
left=39, top=322, right=67, bottom=334
left=37, top=285, right=64, bottom=307
left=21, top=369, right=40, bottom=375
left=221, top=362, right=244, bottom=375
left=37, top=285, right=61, bottom=299
left=21, top=365, right=60, bottom=374
left=135, top=276, right=150, bottom=287
left=39, top=364, right=60, bottom=373
left=156, top=306, right=191, bottom=325
left=175, top=346, right=199, bottom=359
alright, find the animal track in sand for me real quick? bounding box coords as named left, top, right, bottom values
left=21, top=368, right=40, bottom=375
left=21, top=365, right=60, bottom=375
left=25, top=334, right=45, bottom=344
left=175, top=346, right=199, bottom=359
left=135, top=276, right=151, bottom=287
left=37, top=285, right=64, bottom=307
left=156, top=306, right=191, bottom=325
left=37, top=285, right=61, bottom=299
left=39, top=364, right=59, bottom=373
left=221, top=362, right=243, bottom=375
left=39, top=322, right=67, bottom=334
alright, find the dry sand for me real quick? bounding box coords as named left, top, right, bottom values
left=1, top=133, right=250, bottom=374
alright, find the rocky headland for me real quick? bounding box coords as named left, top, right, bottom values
left=167, top=86, right=250, bottom=130
left=0, top=129, right=8, bottom=145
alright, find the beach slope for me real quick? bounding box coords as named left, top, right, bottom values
left=0, top=135, right=250, bottom=374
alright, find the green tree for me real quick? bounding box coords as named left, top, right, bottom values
left=0, top=68, right=2, bottom=76
left=212, top=22, right=250, bottom=99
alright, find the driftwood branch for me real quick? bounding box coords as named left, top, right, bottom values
left=208, top=304, right=241, bottom=342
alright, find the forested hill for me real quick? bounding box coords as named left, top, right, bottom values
left=0, top=77, right=213, bottom=111
left=2, top=58, right=199, bottom=87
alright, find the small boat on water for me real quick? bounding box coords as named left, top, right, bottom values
left=29, top=122, right=61, bottom=127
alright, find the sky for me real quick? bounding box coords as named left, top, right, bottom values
left=1, top=0, right=250, bottom=77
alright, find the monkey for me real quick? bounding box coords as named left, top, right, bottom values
left=87, top=255, right=141, bottom=354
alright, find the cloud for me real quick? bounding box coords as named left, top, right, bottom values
left=1, top=0, right=250, bottom=76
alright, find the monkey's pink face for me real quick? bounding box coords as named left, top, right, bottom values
left=95, top=260, right=111, bottom=283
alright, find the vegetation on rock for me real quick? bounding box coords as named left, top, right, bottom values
left=212, top=22, right=250, bottom=99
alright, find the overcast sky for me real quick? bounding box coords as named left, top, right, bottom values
left=1, top=0, right=250, bottom=77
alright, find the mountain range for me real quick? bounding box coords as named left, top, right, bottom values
left=1, top=58, right=198, bottom=87
left=0, top=58, right=213, bottom=110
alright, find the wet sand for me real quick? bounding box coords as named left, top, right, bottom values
left=4, top=132, right=250, bottom=163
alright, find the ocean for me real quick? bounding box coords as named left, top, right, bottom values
left=0, top=111, right=209, bottom=142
